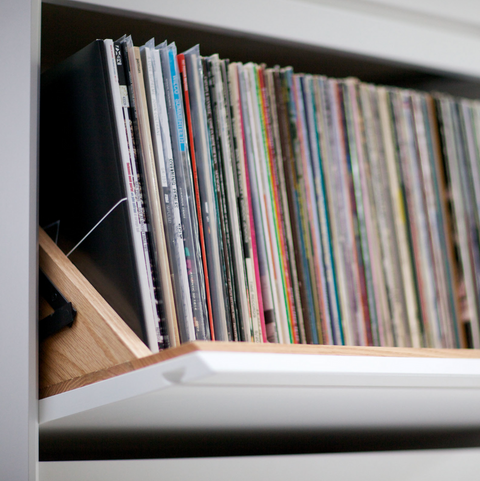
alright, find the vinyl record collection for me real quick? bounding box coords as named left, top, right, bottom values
left=41, top=36, right=480, bottom=351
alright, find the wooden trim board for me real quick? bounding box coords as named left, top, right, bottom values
left=40, top=340, right=480, bottom=398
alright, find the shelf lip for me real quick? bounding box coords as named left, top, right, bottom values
left=161, top=341, right=480, bottom=358
left=39, top=342, right=480, bottom=399
left=39, top=343, right=480, bottom=428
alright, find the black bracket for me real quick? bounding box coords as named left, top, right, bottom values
left=39, top=269, right=77, bottom=341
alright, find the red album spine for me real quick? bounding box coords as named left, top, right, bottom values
left=178, top=53, right=215, bottom=340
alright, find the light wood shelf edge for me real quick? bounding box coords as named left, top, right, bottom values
left=40, top=340, right=480, bottom=399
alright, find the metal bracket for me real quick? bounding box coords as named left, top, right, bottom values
left=39, top=269, right=77, bottom=341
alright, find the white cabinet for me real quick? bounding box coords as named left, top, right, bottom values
left=0, top=1, right=39, bottom=480
left=4, top=0, right=480, bottom=479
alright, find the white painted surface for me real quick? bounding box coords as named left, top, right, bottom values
left=39, top=352, right=480, bottom=435
left=48, top=0, right=480, bottom=78
left=0, top=0, right=40, bottom=480
left=301, top=0, right=480, bottom=32
left=39, top=448, right=480, bottom=481
left=356, top=0, right=480, bottom=28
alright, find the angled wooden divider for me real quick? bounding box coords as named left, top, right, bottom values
left=39, top=227, right=151, bottom=395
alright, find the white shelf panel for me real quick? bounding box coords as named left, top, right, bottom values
left=39, top=351, right=480, bottom=435
left=39, top=448, right=480, bottom=481
left=50, top=0, right=480, bottom=78
left=357, top=0, right=480, bottom=28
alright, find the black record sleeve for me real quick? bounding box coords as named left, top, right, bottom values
left=40, top=40, right=148, bottom=344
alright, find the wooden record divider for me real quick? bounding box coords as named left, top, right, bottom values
left=39, top=227, right=480, bottom=399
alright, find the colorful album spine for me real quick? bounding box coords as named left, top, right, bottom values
left=204, top=57, right=239, bottom=341
left=177, top=52, right=215, bottom=340
left=221, top=58, right=258, bottom=342
left=400, top=91, right=437, bottom=347
left=260, top=67, right=300, bottom=343
left=237, top=63, right=277, bottom=342
left=318, top=76, right=356, bottom=344
left=266, top=68, right=307, bottom=344
left=207, top=55, right=252, bottom=341
left=139, top=40, right=185, bottom=347
left=239, top=63, right=280, bottom=342
left=292, top=74, right=324, bottom=343
left=243, top=120, right=268, bottom=343
left=146, top=41, right=196, bottom=343
left=104, top=39, right=163, bottom=351
left=282, top=68, right=320, bottom=344
left=389, top=89, right=431, bottom=347
left=234, top=64, right=267, bottom=342
left=309, top=76, right=343, bottom=345
left=117, top=36, right=173, bottom=349
left=182, top=46, right=231, bottom=341
left=341, top=79, right=376, bottom=346
left=439, top=97, right=480, bottom=347
left=356, top=85, right=388, bottom=346
left=159, top=42, right=209, bottom=341
left=411, top=92, right=455, bottom=347
left=228, top=62, right=264, bottom=342
left=319, top=78, right=358, bottom=345
left=255, top=65, right=294, bottom=343
left=425, top=95, right=462, bottom=347
left=275, top=69, right=316, bottom=344
left=336, top=80, right=371, bottom=346
left=355, top=83, right=388, bottom=346
left=294, top=74, right=331, bottom=344
left=369, top=86, right=417, bottom=347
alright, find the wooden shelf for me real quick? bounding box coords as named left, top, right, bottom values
left=41, top=339, right=480, bottom=398
left=39, top=222, right=480, bottom=401
left=39, top=223, right=480, bottom=442
left=39, top=344, right=480, bottom=439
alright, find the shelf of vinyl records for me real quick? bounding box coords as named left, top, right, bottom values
left=36, top=34, right=480, bottom=439
left=41, top=33, right=480, bottom=358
